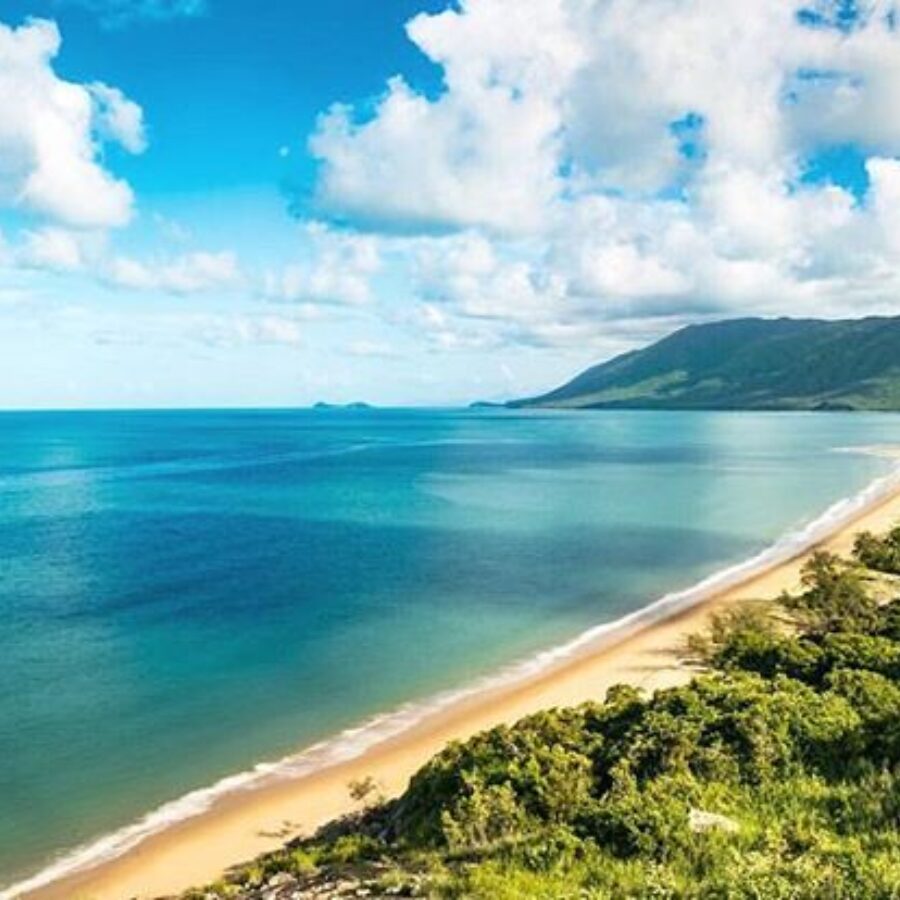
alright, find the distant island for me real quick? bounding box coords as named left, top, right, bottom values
left=313, top=402, right=374, bottom=410
left=510, top=316, right=900, bottom=411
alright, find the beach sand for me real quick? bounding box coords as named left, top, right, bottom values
left=20, top=465, right=900, bottom=900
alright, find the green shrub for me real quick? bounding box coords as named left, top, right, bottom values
left=854, top=527, right=900, bottom=575
left=782, top=551, right=880, bottom=635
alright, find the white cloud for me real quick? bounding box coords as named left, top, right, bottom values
left=0, top=18, right=144, bottom=228
left=88, top=83, right=147, bottom=154
left=104, top=251, right=242, bottom=294
left=413, top=232, right=567, bottom=325
left=18, top=226, right=99, bottom=272
left=0, top=218, right=245, bottom=296
left=866, top=157, right=900, bottom=253
left=309, top=0, right=582, bottom=234
left=304, top=0, right=900, bottom=352
left=309, top=0, right=829, bottom=230
left=263, top=224, right=380, bottom=305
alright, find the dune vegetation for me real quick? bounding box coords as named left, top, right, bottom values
left=182, top=527, right=900, bottom=899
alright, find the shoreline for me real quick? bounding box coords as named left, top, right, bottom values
left=11, top=448, right=900, bottom=900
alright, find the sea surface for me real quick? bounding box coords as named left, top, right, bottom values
left=3, top=408, right=900, bottom=890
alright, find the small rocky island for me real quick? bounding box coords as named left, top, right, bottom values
left=312, top=402, right=374, bottom=411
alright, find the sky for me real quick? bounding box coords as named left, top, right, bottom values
left=1, top=0, right=900, bottom=408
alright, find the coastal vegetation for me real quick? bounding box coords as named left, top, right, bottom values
left=181, top=534, right=900, bottom=899
left=855, top=526, right=900, bottom=576
left=511, top=316, right=900, bottom=411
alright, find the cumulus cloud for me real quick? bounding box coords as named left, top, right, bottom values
left=0, top=18, right=144, bottom=228
left=309, top=0, right=580, bottom=234
left=413, top=232, right=566, bottom=327
left=263, top=224, right=381, bottom=305
left=304, top=0, right=900, bottom=351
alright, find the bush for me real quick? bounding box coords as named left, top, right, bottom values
left=781, top=551, right=879, bottom=636
left=440, top=775, right=528, bottom=851
left=854, top=527, right=900, bottom=575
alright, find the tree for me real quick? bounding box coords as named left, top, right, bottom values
left=782, top=551, right=879, bottom=635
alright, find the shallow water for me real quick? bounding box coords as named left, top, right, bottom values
left=2, top=408, right=900, bottom=887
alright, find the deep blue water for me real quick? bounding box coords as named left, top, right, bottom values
left=2, top=408, right=900, bottom=887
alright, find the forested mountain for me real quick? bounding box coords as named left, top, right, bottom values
left=513, top=317, right=900, bottom=411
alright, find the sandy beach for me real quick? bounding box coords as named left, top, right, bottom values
left=17, top=459, right=900, bottom=900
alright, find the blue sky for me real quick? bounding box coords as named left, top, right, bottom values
left=1, top=0, right=900, bottom=408
left=9, top=0, right=446, bottom=197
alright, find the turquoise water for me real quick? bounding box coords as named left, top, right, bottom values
left=2, top=408, right=900, bottom=889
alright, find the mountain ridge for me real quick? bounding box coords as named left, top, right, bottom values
left=512, top=316, right=900, bottom=411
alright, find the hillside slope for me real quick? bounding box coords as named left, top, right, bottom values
left=513, top=317, right=900, bottom=411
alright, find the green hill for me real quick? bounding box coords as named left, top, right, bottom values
left=513, top=316, right=900, bottom=411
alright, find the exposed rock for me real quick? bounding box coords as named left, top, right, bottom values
left=688, top=808, right=739, bottom=833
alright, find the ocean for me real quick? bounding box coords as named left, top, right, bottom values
left=2, top=408, right=900, bottom=892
